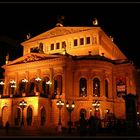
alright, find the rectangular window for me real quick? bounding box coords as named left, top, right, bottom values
left=62, top=41, right=66, bottom=48
left=30, top=47, right=39, bottom=53
left=50, top=44, right=54, bottom=50
left=56, top=42, right=60, bottom=49
left=80, top=38, right=84, bottom=45
left=86, top=37, right=90, bottom=44
left=74, top=39, right=78, bottom=46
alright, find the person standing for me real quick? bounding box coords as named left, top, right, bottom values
left=79, top=113, right=87, bottom=136
left=88, top=115, right=97, bottom=136
left=5, top=121, right=10, bottom=135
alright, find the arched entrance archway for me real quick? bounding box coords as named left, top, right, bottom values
left=2, top=106, right=9, bottom=127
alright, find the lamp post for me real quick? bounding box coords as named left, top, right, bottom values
left=56, top=98, right=64, bottom=133
left=66, top=101, right=75, bottom=134
left=92, top=100, right=100, bottom=118
left=19, top=99, right=27, bottom=126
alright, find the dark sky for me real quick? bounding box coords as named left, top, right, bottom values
left=0, top=2, right=140, bottom=78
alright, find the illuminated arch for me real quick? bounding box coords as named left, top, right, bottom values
left=40, top=106, right=46, bottom=126
left=41, top=76, right=50, bottom=97
left=27, top=78, right=38, bottom=96
left=8, top=80, right=16, bottom=96
left=26, top=106, right=33, bottom=126
left=79, top=77, right=87, bottom=97
left=105, top=79, right=109, bottom=98
left=2, top=106, right=9, bottom=127
left=93, top=77, right=100, bottom=97
left=18, top=79, right=28, bottom=96
left=53, top=75, right=62, bottom=97
left=15, top=107, right=21, bottom=126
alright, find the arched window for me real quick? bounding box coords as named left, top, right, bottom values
left=79, top=78, right=87, bottom=97
left=93, top=78, right=100, bottom=97
left=9, top=81, right=16, bottom=96
left=54, top=75, right=62, bottom=96
left=28, top=82, right=35, bottom=96
left=26, top=107, right=33, bottom=126
left=19, top=81, right=26, bottom=96
left=40, top=107, right=46, bottom=126
left=80, top=108, right=87, bottom=119
left=105, top=80, right=108, bottom=98
left=2, top=106, right=9, bottom=127
left=42, top=77, right=50, bottom=97
left=15, top=108, right=21, bottom=126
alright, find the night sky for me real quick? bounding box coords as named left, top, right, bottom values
left=0, top=2, right=140, bottom=78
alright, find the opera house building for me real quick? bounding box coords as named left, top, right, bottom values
left=0, top=22, right=139, bottom=132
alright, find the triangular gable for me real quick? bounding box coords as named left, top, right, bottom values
left=2, top=53, right=61, bottom=67
left=21, top=26, right=98, bottom=45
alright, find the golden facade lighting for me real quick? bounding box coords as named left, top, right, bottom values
left=22, top=79, right=28, bottom=83
left=92, top=100, right=100, bottom=111
left=35, top=77, right=42, bottom=82
left=0, top=81, right=4, bottom=85
left=10, top=80, right=16, bottom=88
left=46, top=80, right=52, bottom=85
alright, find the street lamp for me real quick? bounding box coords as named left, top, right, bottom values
left=66, top=101, right=75, bottom=134
left=56, top=98, right=64, bottom=133
left=92, top=100, right=100, bottom=118
left=19, top=99, right=27, bottom=126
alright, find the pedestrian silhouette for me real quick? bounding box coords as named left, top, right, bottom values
left=115, top=119, right=121, bottom=136
left=79, top=113, right=87, bottom=136
left=88, top=115, right=97, bottom=136
left=5, top=121, right=10, bottom=135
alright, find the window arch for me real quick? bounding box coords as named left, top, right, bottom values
left=42, top=77, right=50, bottom=97
left=28, top=82, right=35, bottom=96
left=105, top=80, right=109, bottom=98
left=79, top=78, right=87, bottom=97
left=9, top=80, right=16, bottom=96
left=40, top=107, right=46, bottom=126
left=19, top=80, right=27, bottom=96
left=93, top=78, right=100, bottom=97
left=54, top=75, right=62, bottom=96
left=15, top=108, right=21, bottom=126
left=26, top=106, right=33, bottom=126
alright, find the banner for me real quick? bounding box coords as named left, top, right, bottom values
left=116, top=77, right=126, bottom=97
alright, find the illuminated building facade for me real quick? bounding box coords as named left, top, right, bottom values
left=0, top=25, right=138, bottom=131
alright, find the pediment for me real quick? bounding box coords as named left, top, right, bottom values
left=22, top=27, right=98, bottom=44
left=4, top=53, right=60, bottom=66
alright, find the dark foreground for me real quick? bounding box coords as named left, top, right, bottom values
left=0, top=127, right=140, bottom=138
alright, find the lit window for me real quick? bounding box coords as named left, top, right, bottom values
left=86, top=37, right=90, bottom=44
left=80, top=38, right=84, bottom=45
left=50, top=44, right=54, bottom=50
left=62, top=41, right=66, bottom=48
left=93, top=78, right=100, bottom=97
left=56, top=42, right=60, bottom=49
left=74, top=39, right=78, bottom=46
left=30, top=47, right=39, bottom=53
left=54, top=75, right=62, bottom=97
left=79, top=78, right=87, bottom=97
